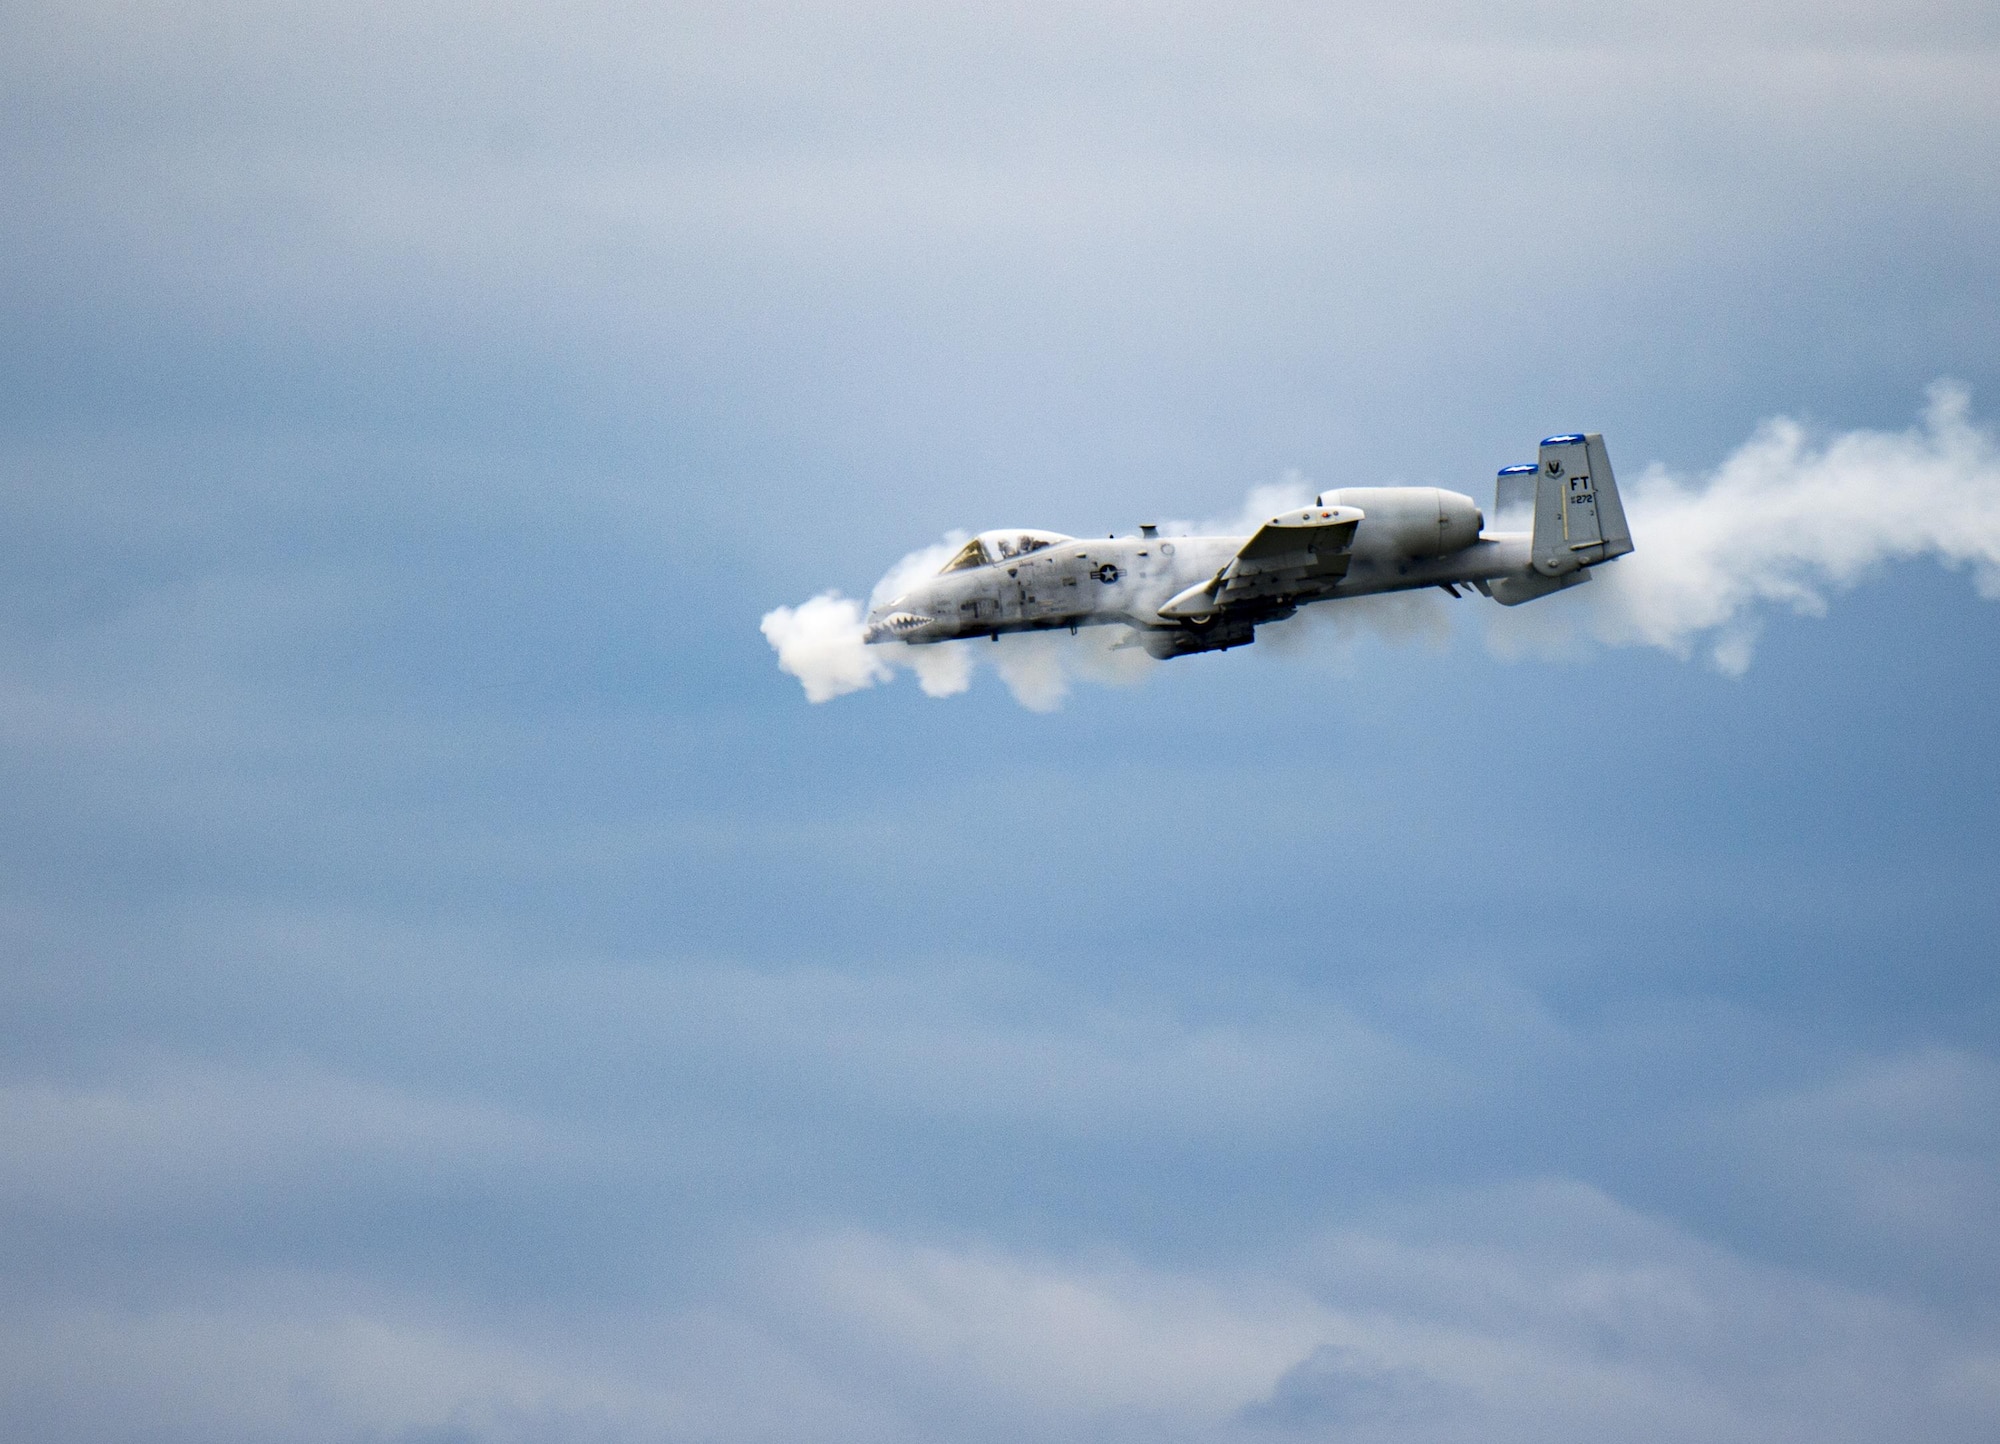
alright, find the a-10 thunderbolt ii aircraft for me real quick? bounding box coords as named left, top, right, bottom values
left=863, top=432, right=1634, bottom=659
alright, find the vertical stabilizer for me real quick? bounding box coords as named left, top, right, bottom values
left=1494, top=463, right=1539, bottom=531
left=1532, top=432, right=1633, bottom=577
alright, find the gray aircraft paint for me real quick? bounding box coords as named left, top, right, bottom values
left=865, top=432, right=1636, bottom=659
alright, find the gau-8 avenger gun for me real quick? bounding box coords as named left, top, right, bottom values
left=864, top=433, right=1634, bottom=659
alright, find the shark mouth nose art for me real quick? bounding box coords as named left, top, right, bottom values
left=866, top=611, right=932, bottom=641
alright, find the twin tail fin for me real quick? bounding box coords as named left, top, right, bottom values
left=1489, top=432, right=1633, bottom=606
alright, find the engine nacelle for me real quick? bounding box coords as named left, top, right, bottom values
left=1316, top=487, right=1483, bottom=560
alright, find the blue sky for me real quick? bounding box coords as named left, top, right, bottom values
left=4, top=3, right=2000, bottom=1440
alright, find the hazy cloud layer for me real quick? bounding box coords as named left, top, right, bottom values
left=7, top=1172, right=1998, bottom=1442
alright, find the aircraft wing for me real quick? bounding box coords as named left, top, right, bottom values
left=1158, top=505, right=1363, bottom=619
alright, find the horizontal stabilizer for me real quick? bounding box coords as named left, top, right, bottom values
left=1490, top=568, right=1590, bottom=606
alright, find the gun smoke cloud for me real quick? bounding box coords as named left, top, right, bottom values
left=760, top=537, right=966, bottom=704
left=762, top=383, right=2000, bottom=707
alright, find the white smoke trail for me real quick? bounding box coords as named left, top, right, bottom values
left=1490, top=381, right=2000, bottom=673
left=763, top=384, right=2000, bottom=705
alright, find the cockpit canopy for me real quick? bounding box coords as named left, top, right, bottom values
left=938, top=529, right=1074, bottom=573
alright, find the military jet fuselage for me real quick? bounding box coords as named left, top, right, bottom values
left=864, top=433, right=1634, bottom=659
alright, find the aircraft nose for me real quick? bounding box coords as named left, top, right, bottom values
left=864, top=606, right=933, bottom=642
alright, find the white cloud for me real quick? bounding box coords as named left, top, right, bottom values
left=0, top=1292, right=716, bottom=1444
left=789, top=1233, right=1329, bottom=1425
left=10, top=1194, right=2000, bottom=1444
left=1712, top=1047, right=2000, bottom=1289
left=7, top=956, right=2000, bottom=1444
